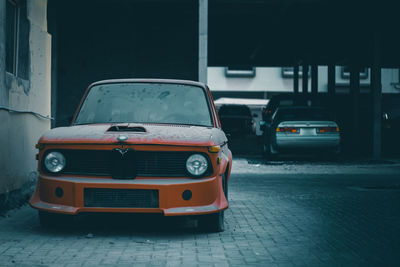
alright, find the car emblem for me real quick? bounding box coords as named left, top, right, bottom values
left=114, top=148, right=130, bottom=156
left=117, top=135, right=128, bottom=142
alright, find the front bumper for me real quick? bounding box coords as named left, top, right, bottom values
left=30, top=174, right=228, bottom=216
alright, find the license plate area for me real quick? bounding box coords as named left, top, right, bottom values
left=300, top=128, right=315, bottom=135
left=84, top=188, right=159, bottom=208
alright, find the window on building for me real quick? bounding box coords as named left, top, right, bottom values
left=225, top=67, right=256, bottom=77
left=5, top=0, right=18, bottom=74
left=5, top=0, right=29, bottom=80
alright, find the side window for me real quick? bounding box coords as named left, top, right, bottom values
left=6, top=0, right=29, bottom=80
left=5, top=0, right=18, bottom=74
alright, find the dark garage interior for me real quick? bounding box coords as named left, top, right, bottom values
left=46, top=0, right=400, bottom=157
left=48, top=0, right=198, bottom=127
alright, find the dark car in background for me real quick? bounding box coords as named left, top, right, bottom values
left=262, top=106, right=341, bottom=158
left=218, top=104, right=256, bottom=137
left=261, top=93, right=331, bottom=123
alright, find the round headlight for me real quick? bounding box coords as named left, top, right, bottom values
left=186, top=154, right=208, bottom=177
left=44, top=152, right=66, bottom=173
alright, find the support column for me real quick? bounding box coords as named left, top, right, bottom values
left=311, top=65, right=318, bottom=95
left=293, top=64, right=299, bottom=94
left=328, top=64, right=336, bottom=96
left=302, top=64, right=309, bottom=94
left=49, top=9, right=58, bottom=128
left=350, top=65, right=360, bottom=152
left=198, top=0, right=208, bottom=84
left=371, top=32, right=382, bottom=158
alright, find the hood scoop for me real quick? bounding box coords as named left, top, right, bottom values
left=107, top=125, right=147, bottom=133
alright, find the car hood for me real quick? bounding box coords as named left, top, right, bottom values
left=39, top=123, right=227, bottom=147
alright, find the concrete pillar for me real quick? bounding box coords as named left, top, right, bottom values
left=328, top=64, right=335, bottom=96
left=293, top=64, right=299, bottom=94
left=350, top=65, right=360, bottom=152
left=49, top=15, right=58, bottom=128
left=0, top=0, right=7, bottom=106
left=311, top=65, right=318, bottom=95
left=302, top=64, right=309, bottom=94
left=371, top=34, right=382, bottom=158
left=198, top=0, right=208, bottom=84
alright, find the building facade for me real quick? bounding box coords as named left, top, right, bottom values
left=208, top=66, right=400, bottom=96
left=0, top=0, right=51, bottom=206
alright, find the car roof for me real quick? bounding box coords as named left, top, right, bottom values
left=88, top=78, right=207, bottom=90
left=276, top=106, right=328, bottom=112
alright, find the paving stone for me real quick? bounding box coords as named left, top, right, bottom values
left=0, top=159, right=400, bottom=265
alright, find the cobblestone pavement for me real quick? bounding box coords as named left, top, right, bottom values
left=1, top=158, right=400, bottom=266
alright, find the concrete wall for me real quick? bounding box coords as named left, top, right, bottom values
left=0, top=0, right=51, bottom=197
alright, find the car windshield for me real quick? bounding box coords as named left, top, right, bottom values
left=74, top=82, right=213, bottom=127
left=275, top=107, right=333, bottom=121
left=219, top=105, right=251, bottom=117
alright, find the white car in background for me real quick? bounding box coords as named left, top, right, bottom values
left=263, top=106, right=341, bottom=158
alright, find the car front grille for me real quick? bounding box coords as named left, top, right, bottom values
left=84, top=188, right=159, bottom=208
left=43, top=150, right=211, bottom=178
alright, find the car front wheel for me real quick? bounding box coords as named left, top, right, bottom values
left=198, top=211, right=224, bottom=232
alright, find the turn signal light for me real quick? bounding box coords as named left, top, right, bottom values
left=276, top=127, right=299, bottom=133
left=317, top=127, right=339, bottom=133
left=208, top=145, right=221, bottom=153
left=35, top=143, right=45, bottom=150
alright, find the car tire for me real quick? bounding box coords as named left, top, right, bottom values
left=264, top=143, right=278, bottom=160
left=38, top=211, right=74, bottom=228
left=262, top=143, right=271, bottom=158
left=198, top=211, right=225, bottom=233
left=222, top=173, right=228, bottom=201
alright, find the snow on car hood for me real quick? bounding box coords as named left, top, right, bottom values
left=39, top=123, right=227, bottom=147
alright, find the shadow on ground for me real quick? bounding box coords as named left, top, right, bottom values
left=32, top=212, right=210, bottom=237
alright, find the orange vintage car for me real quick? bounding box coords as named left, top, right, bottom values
left=30, top=79, right=232, bottom=232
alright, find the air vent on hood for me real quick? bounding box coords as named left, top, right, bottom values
left=141, top=123, right=191, bottom=128
left=107, top=126, right=147, bottom=132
